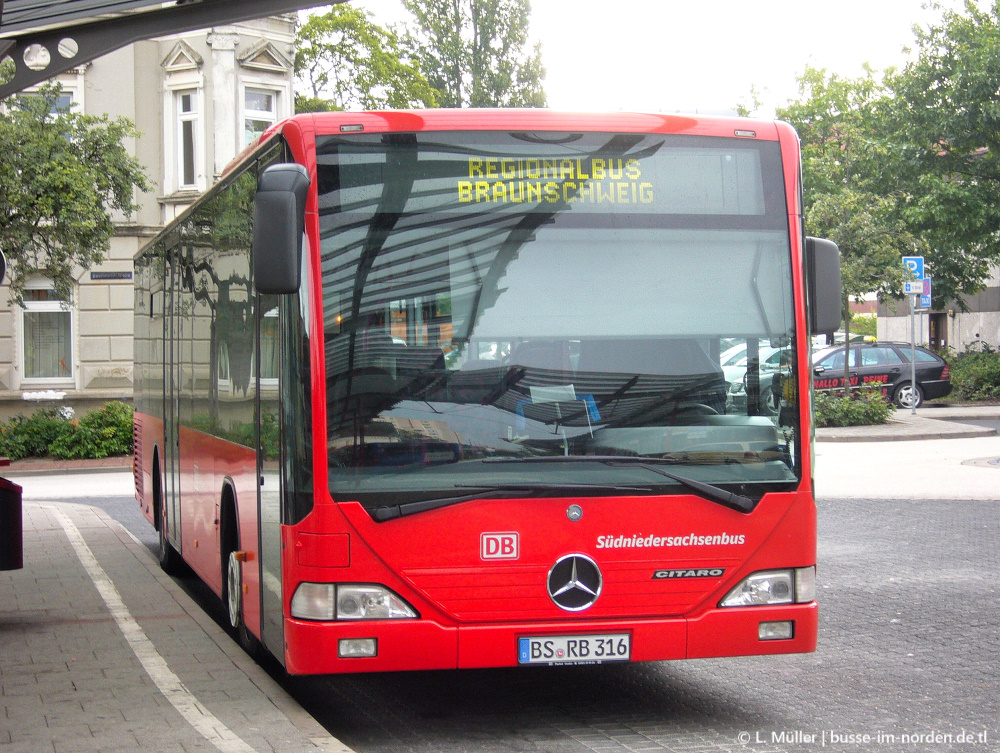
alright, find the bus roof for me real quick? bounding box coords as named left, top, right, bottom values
left=265, top=108, right=783, bottom=142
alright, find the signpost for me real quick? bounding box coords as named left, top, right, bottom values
left=901, top=257, right=924, bottom=414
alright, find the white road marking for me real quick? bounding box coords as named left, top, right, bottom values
left=49, top=505, right=260, bottom=753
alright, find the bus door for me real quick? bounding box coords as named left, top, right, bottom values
left=162, top=248, right=183, bottom=552
left=257, top=295, right=284, bottom=658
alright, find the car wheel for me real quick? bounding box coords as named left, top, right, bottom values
left=893, top=381, right=924, bottom=409
left=760, top=387, right=780, bottom=416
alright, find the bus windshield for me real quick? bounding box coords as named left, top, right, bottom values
left=316, top=130, right=797, bottom=513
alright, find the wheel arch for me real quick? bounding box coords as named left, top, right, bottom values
left=219, top=477, right=241, bottom=557
left=151, top=445, right=162, bottom=532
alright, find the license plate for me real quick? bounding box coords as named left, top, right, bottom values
left=518, top=633, right=631, bottom=665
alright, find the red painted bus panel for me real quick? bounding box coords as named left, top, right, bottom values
left=284, top=619, right=458, bottom=675
left=173, top=428, right=261, bottom=637
left=687, top=603, right=818, bottom=658
left=276, top=488, right=815, bottom=673
left=329, top=492, right=810, bottom=623
left=296, top=533, right=351, bottom=568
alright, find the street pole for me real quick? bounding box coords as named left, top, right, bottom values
left=909, top=293, right=917, bottom=415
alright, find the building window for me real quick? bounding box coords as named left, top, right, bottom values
left=51, top=91, right=73, bottom=114
left=177, top=89, right=199, bottom=188
left=22, top=284, right=73, bottom=382
left=244, top=87, right=277, bottom=147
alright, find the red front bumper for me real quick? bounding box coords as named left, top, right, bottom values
left=282, top=601, right=817, bottom=675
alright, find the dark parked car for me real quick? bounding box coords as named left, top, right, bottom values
left=812, top=341, right=951, bottom=409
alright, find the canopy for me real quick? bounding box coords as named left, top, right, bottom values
left=0, top=0, right=337, bottom=99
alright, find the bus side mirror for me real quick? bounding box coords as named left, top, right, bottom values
left=805, top=236, right=842, bottom=336
left=253, top=163, right=310, bottom=295
left=0, top=250, right=6, bottom=285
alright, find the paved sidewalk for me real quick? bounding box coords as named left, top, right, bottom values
left=816, top=403, right=1000, bottom=442
left=0, top=501, right=350, bottom=753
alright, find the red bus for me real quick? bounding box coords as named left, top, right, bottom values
left=133, top=110, right=841, bottom=675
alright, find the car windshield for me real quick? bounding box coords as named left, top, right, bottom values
left=316, top=130, right=799, bottom=512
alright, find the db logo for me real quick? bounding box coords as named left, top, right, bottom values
left=481, top=532, right=519, bottom=560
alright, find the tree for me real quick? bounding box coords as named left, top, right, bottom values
left=295, top=5, right=437, bottom=112
left=401, top=0, right=546, bottom=108
left=777, top=67, right=921, bottom=389
left=0, top=84, right=149, bottom=305
left=880, top=0, right=1000, bottom=308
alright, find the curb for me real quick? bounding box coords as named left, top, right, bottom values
left=816, top=425, right=996, bottom=443
left=1, top=456, right=131, bottom=476
left=816, top=411, right=998, bottom=443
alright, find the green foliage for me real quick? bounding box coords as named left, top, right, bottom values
left=777, top=66, right=921, bottom=302
left=49, top=401, right=134, bottom=459
left=813, top=387, right=895, bottom=427
left=0, top=409, right=71, bottom=460
left=401, top=0, right=547, bottom=107
left=0, top=84, right=149, bottom=305
left=777, top=65, right=922, bottom=373
left=295, top=5, right=437, bottom=111
left=850, top=313, right=877, bottom=338
left=0, top=402, right=134, bottom=460
left=947, top=350, right=1000, bottom=401
left=755, top=2, right=1000, bottom=313
left=881, top=0, right=1000, bottom=307
left=294, top=95, right=341, bottom=113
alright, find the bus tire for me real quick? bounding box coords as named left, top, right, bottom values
left=220, top=491, right=263, bottom=659
left=154, top=453, right=184, bottom=575
left=225, top=550, right=243, bottom=631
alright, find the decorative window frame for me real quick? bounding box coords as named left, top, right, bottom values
left=237, top=39, right=292, bottom=149
left=162, top=41, right=205, bottom=195
left=241, top=83, right=282, bottom=148
left=16, top=277, right=78, bottom=390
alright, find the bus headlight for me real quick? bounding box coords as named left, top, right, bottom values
left=291, top=583, right=418, bottom=621
left=336, top=585, right=417, bottom=620
left=719, top=567, right=815, bottom=607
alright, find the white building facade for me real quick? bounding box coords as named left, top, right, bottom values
left=0, top=16, right=295, bottom=419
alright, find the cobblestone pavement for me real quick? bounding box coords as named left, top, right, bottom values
left=283, top=495, right=999, bottom=753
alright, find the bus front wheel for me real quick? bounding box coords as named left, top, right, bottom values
left=226, top=551, right=243, bottom=632
left=220, top=495, right=262, bottom=658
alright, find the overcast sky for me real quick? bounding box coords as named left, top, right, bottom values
left=356, top=0, right=971, bottom=116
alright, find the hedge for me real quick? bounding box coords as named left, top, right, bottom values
left=0, top=401, right=133, bottom=461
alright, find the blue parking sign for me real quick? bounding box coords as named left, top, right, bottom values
left=921, top=276, right=932, bottom=309
left=903, top=256, right=924, bottom=281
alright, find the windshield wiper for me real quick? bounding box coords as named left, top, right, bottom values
left=483, top=456, right=757, bottom=514
left=603, top=459, right=756, bottom=513
left=372, top=481, right=654, bottom=522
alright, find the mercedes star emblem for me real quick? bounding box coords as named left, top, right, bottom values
left=547, top=554, right=602, bottom=611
